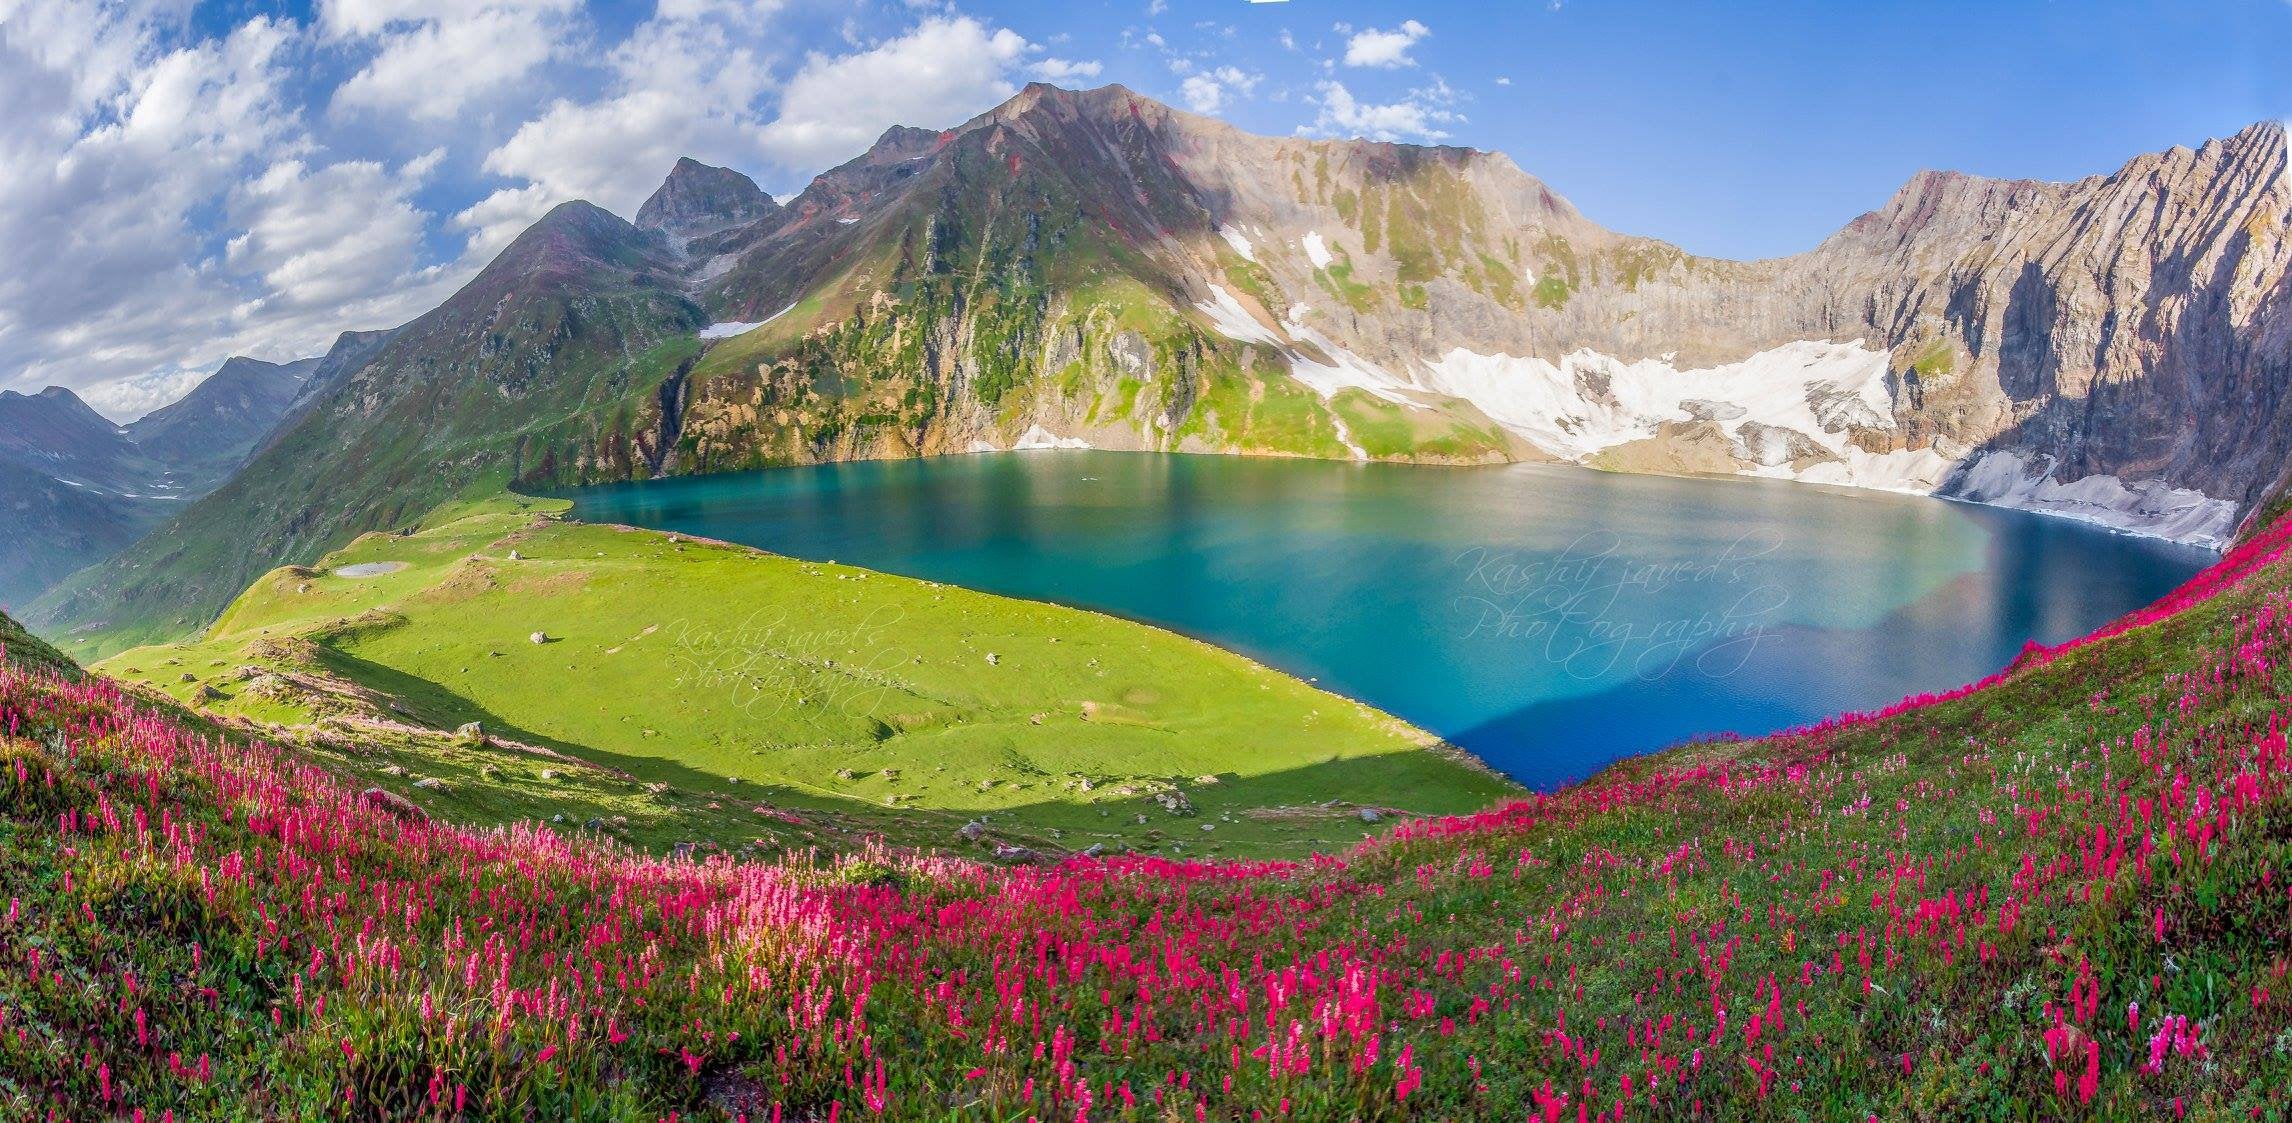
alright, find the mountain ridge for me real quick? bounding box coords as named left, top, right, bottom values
left=24, top=87, right=2292, bottom=650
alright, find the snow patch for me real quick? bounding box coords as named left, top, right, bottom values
left=699, top=302, right=798, bottom=340
left=1943, top=452, right=2238, bottom=548
left=1218, top=225, right=1257, bottom=262
left=1012, top=424, right=1091, bottom=450
left=1419, top=340, right=1897, bottom=464
left=1195, top=285, right=1284, bottom=348
left=1302, top=231, right=1333, bottom=270
left=1193, top=286, right=1417, bottom=406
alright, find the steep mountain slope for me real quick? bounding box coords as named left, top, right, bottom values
left=0, top=387, right=170, bottom=609
left=0, top=331, right=396, bottom=610
left=0, top=385, right=153, bottom=492
left=27, top=202, right=702, bottom=652
left=124, top=354, right=319, bottom=488
left=635, top=156, right=782, bottom=247
left=26, top=86, right=2292, bottom=649
left=667, top=87, right=2289, bottom=544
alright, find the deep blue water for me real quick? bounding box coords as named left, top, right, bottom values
left=566, top=453, right=2213, bottom=789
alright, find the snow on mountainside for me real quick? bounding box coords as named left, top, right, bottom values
left=31, top=88, right=2292, bottom=649
left=664, top=87, right=2290, bottom=546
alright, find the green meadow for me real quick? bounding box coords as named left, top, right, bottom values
left=97, top=498, right=1515, bottom=857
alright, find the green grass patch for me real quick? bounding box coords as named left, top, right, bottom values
left=97, top=509, right=1515, bottom=858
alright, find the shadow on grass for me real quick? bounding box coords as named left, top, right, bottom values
left=302, top=641, right=1521, bottom=858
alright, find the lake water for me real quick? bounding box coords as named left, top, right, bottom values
left=567, top=452, right=2213, bottom=789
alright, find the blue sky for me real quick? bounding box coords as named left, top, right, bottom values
left=5, top=0, right=2290, bottom=418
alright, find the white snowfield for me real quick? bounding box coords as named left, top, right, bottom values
left=1191, top=283, right=2230, bottom=546
left=1302, top=232, right=1334, bottom=270
left=1218, top=226, right=1258, bottom=262
left=1944, top=451, right=2239, bottom=548
left=697, top=302, right=797, bottom=340
left=1012, top=424, right=1092, bottom=450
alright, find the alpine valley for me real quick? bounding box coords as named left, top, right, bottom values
left=8, top=77, right=2292, bottom=1122
left=19, top=85, right=2292, bottom=649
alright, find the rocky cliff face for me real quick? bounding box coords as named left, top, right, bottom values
left=649, top=86, right=2286, bottom=545
left=635, top=158, right=782, bottom=248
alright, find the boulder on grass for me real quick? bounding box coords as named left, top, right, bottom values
left=360, top=787, right=428, bottom=822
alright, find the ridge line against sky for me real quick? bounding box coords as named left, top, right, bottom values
left=2, top=0, right=2289, bottom=421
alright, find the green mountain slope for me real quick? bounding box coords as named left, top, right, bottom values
left=27, top=203, right=703, bottom=655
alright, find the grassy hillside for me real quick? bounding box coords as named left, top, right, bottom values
left=92, top=500, right=1511, bottom=859
left=4, top=520, right=2291, bottom=1119
left=26, top=203, right=704, bottom=658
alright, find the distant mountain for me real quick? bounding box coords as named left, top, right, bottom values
left=0, top=329, right=396, bottom=610
left=29, top=85, right=2292, bottom=649
left=29, top=202, right=699, bottom=650
left=635, top=157, right=782, bottom=247
left=126, top=355, right=319, bottom=488
left=0, top=385, right=151, bottom=492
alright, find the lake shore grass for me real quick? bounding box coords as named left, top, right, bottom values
left=94, top=496, right=1517, bottom=857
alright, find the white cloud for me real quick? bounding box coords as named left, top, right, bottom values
left=324, top=0, right=580, bottom=121
left=1177, top=65, right=1259, bottom=116
left=458, top=0, right=784, bottom=250
left=226, top=155, right=437, bottom=310
left=77, top=368, right=215, bottom=423
left=1180, top=74, right=1224, bottom=114
left=0, top=4, right=477, bottom=419
left=1342, top=19, right=1429, bottom=69
left=1032, top=57, right=1103, bottom=84
left=1304, top=79, right=1461, bottom=142
left=757, top=16, right=1031, bottom=174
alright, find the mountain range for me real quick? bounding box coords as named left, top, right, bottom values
left=17, top=84, right=2292, bottom=650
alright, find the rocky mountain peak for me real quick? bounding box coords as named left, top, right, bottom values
left=635, top=158, right=780, bottom=245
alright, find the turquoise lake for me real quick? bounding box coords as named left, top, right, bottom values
left=567, top=452, right=2213, bottom=789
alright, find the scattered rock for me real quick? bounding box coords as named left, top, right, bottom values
left=586, top=817, right=606, bottom=830
left=529, top=631, right=549, bottom=645
left=508, top=550, right=522, bottom=561
left=359, top=787, right=427, bottom=822
left=1358, top=808, right=1384, bottom=824
left=550, top=813, right=565, bottom=823
left=178, top=673, right=198, bottom=684
left=958, top=820, right=988, bottom=843
left=1194, top=774, right=1221, bottom=785
left=412, top=777, right=445, bottom=791
left=643, top=781, right=672, bottom=795
left=379, top=764, right=408, bottom=777
left=991, top=844, right=1039, bottom=863
left=1080, top=844, right=1106, bottom=858
left=538, top=769, right=556, bottom=781
left=833, top=768, right=856, bottom=781
left=455, top=721, right=486, bottom=743
left=194, top=685, right=227, bottom=704
left=985, top=652, right=1000, bottom=665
